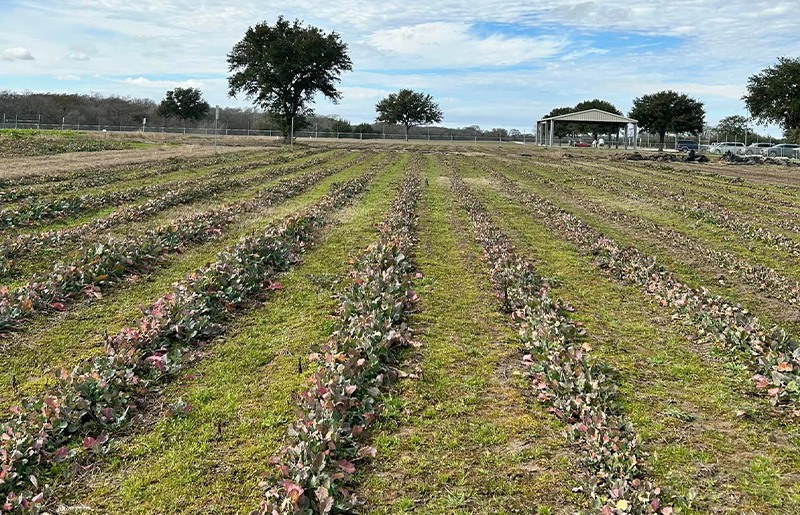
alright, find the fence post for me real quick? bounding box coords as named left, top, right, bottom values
left=37, top=114, right=41, bottom=130
left=62, top=117, right=65, bottom=130
left=15, top=115, right=18, bottom=129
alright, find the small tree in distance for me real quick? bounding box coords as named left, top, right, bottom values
left=157, top=87, right=209, bottom=129
left=375, top=89, right=443, bottom=141
left=629, top=91, right=705, bottom=150
left=227, top=17, right=353, bottom=143
left=715, top=115, right=750, bottom=141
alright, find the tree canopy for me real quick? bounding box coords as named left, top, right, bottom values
left=156, top=87, right=209, bottom=123
left=629, top=91, right=705, bottom=150
left=375, top=89, right=443, bottom=140
left=543, top=106, right=577, bottom=138
left=227, top=16, right=352, bottom=141
left=573, top=99, right=623, bottom=139
left=715, top=115, right=750, bottom=141
left=743, top=56, right=800, bottom=139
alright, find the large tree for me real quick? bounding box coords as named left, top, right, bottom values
left=375, top=89, right=443, bottom=140
left=227, top=17, right=352, bottom=142
left=573, top=99, right=623, bottom=141
left=157, top=87, right=209, bottom=128
left=629, top=91, right=705, bottom=150
left=543, top=106, right=576, bottom=139
left=744, top=57, right=800, bottom=141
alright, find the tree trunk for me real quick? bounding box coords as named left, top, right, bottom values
left=658, top=131, right=666, bottom=151
left=405, top=124, right=409, bottom=142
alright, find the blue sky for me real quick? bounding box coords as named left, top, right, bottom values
left=1, top=0, right=798, bottom=134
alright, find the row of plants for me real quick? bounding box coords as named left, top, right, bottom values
left=0, top=154, right=390, bottom=514
left=549, top=160, right=800, bottom=245
left=0, top=148, right=257, bottom=189
left=0, top=152, right=371, bottom=333
left=515, top=154, right=800, bottom=232
left=0, top=148, right=318, bottom=205
left=445, top=161, right=677, bottom=515
left=0, top=132, right=132, bottom=159
left=488, top=167, right=800, bottom=412
left=498, top=163, right=800, bottom=307
left=0, top=151, right=336, bottom=230
left=514, top=156, right=800, bottom=261
left=0, top=151, right=349, bottom=277
left=254, top=157, right=422, bottom=515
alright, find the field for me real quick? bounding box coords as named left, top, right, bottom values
left=0, top=136, right=799, bottom=515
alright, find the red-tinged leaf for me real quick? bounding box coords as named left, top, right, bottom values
left=338, top=459, right=356, bottom=473
left=267, top=282, right=283, bottom=290
left=357, top=446, right=377, bottom=458
left=50, top=302, right=66, bottom=312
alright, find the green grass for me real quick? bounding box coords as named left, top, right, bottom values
left=60, top=153, right=409, bottom=514
left=486, top=160, right=800, bottom=335
left=358, top=157, right=580, bottom=515
left=0, top=152, right=385, bottom=411
left=457, top=163, right=800, bottom=514
left=2, top=150, right=354, bottom=286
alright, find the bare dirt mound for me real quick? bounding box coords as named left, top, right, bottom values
left=720, top=152, right=800, bottom=167
left=611, top=151, right=708, bottom=163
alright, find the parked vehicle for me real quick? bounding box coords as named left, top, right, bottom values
left=676, top=140, right=699, bottom=152
left=573, top=142, right=591, bottom=148
left=762, top=143, right=800, bottom=158
left=709, top=142, right=746, bottom=154
left=744, top=142, right=773, bottom=155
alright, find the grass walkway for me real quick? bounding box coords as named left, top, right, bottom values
left=0, top=153, right=384, bottom=411
left=61, top=154, right=408, bottom=514
left=462, top=169, right=800, bottom=515
left=357, top=157, right=580, bottom=515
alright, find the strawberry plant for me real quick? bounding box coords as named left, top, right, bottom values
left=0, top=156, right=390, bottom=513
left=444, top=159, right=678, bottom=515
left=254, top=158, right=422, bottom=515
left=488, top=166, right=800, bottom=413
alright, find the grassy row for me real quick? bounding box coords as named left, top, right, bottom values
left=61, top=154, right=410, bottom=514
left=455, top=160, right=800, bottom=513
left=0, top=153, right=384, bottom=412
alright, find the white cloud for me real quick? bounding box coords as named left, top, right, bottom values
left=66, top=52, right=90, bottom=61
left=367, top=22, right=567, bottom=68
left=55, top=74, right=81, bottom=81
left=0, top=47, right=34, bottom=61
left=120, top=76, right=205, bottom=88
left=337, top=86, right=392, bottom=100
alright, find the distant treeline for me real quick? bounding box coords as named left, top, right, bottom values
left=0, top=90, right=531, bottom=137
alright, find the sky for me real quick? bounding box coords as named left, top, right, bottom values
left=0, top=0, right=798, bottom=134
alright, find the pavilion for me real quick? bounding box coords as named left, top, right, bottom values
left=536, top=108, right=638, bottom=149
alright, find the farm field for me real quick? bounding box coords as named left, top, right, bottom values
left=1, top=139, right=800, bottom=515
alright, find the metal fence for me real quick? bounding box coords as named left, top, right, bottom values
left=0, top=116, right=786, bottom=151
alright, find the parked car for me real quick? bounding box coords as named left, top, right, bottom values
left=573, top=142, right=591, bottom=148
left=676, top=140, right=699, bottom=152
left=709, top=142, right=746, bottom=154
left=761, top=143, right=800, bottom=158
left=744, top=142, right=773, bottom=155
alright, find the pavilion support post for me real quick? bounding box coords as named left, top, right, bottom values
left=549, top=120, right=554, bottom=147
left=633, top=124, right=638, bottom=150
left=624, top=125, right=629, bottom=150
